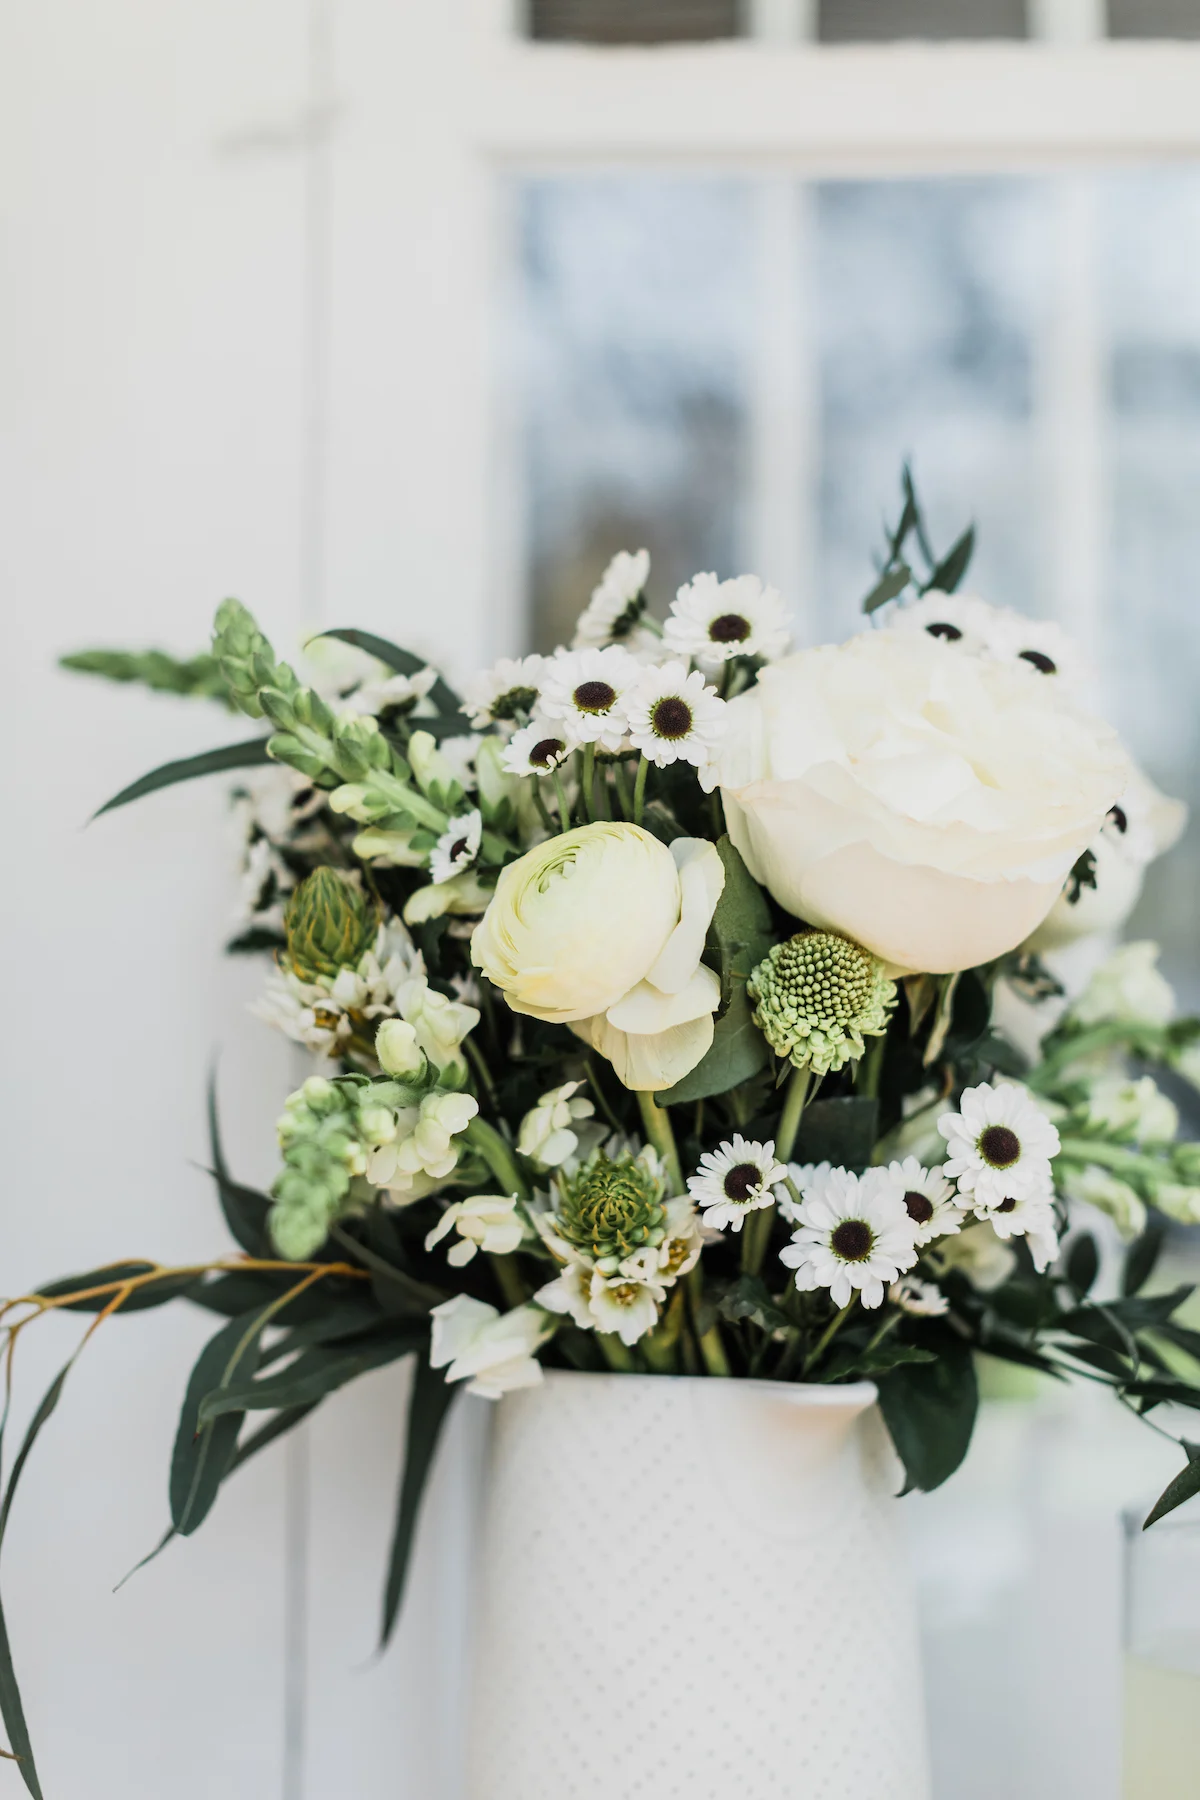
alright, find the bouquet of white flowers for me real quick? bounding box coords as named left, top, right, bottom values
left=6, top=477, right=1200, bottom=1791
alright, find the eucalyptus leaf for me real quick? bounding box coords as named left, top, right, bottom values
left=170, top=1308, right=274, bottom=1536
left=34, top=1262, right=194, bottom=1314
left=877, top=1329, right=978, bottom=1493
left=861, top=562, right=912, bottom=616
left=1066, top=1235, right=1100, bottom=1302
left=1123, top=1221, right=1167, bottom=1297
left=198, top=1327, right=423, bottom=1422
left=922, top=524, right=975, bottom=595
left=1144, top=1441, right=1200, bottom=1528
left=380, top=1351, right=458, bottom=1646
left=207, top=1069, right=271, bottom=1256
left=92, top=736, right=271, bottom=819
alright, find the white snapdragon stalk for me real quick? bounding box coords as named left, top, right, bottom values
left=517, top=1081, right=596, bottom=1169
left=429, top=1295, right=555, bottom=1398
left=365, top=1090, right=479, bottom=1192
left=1079, top=1075, right=1178, bottom=1147
left=471, top=822, right=725, bottom=1090
left=1059, top=1164, right=1147, bottom=1241
left=1067, top=941, right=1175, bottom=1029
left=425, top=1195, right=526, bottom=1266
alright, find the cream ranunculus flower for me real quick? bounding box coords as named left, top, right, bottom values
left=715, top=631, right=1129, bottom=975
left=470, top=822, right=725, bottom=1091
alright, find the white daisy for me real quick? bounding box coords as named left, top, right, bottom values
left=687, top=1136, right=788, bottom=1234
left=889, top=1276, right=950, bottom=1318
left=621, top=660, right=726, bottom=781
left=538, top=645, right=641, bottom=751
left=572, top=548, right=650, bottom=649
left=885, top=1156, right=965, bottom=1247
left=774, top=1161, right=832, bottom=1225
left=424, top=1194, right=525, bottom=1266
left=461, top=654, right=546, bottom=730
left=501, top=717, right=571, bottom=778
left=343, top=665, right=438, bottom=719
left=429, top=808, right=482, bottom=885
left=664, top=572, right=791, bottom=668
left=885, top=590, right=1001, bottom=656
left=987, top=1189, right=1060, bottom=1273
left=436, top=734, right=482, bottom=791
left=983, top=608, right=1085, bottom=684
left=938, top=1082, right=1060, bottom=1212
left=779, top=1165, right=918, bottom=1310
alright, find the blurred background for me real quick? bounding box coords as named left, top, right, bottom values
left=5, top=1, right=1200, bottom=1795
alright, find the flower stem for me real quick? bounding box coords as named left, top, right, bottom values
left=594, top=760, right=613, bottom=821
left=802, top=1297, right=857, bottom=1376
left=553, top=770, right=572, bottom=831
left=489, top=1252, right=528, bottom=1310
left=597, top=1332, right=637, bottom=1372
left=464, top=1117, right=530, bottom=1202
left=775, top=1067, right=814, bottom=1165
left=856, top=1033, right=886, bottom=1101
left=632, top=754, right=649, bottom=827
left=531, top=778, right=557, bottom=835
left=862, top=1308, right=901, bottom=1357
left=580, top=743, right=596, bottom=823
left=636, top=1090, right=683, bottom=1194
left=685, top=1264, right=731, bottom=1377
left=741, top=1202, right=776, bottom=1279
left=463, top=1034, right=499, bottom=1111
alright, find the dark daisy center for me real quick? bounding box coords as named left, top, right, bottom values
left=996, top=1197, right=1018, bottom=1214
left=904, top=1190, right=934, bottom=1225
left=1019, top=649, right=1057, bottom=675
left=530, top=736, right=564, bottom=768
left=573, top=679, right=617, bottom=713
left=925, top=621, right=962, bottom=642
left=979, top=1125, right=1021, bottom=1169
left=449, top=837, right=469, bottom=861
left=708, top=612, right=750, bottom=644
left=723, top=1162, right=762, bottom=1203
left=1108, top=804, right=1128, bottom=834
left=831, top=1219, right=873, bottom=1262
left=492, top=683, right=539, bottom=722
left=651, top=695, right=694, bottom=740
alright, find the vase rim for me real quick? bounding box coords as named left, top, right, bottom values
left=537, top=1368, right=878, bottom=1407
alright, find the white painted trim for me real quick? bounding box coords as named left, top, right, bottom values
left=463, top=41, right=1200, bottom=172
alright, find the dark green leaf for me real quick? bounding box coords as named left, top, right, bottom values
left=719, top=1275, right=792, bottom=1336
left=170, top=1309, right=272, bottom=1535
left=329, top=1223, right=445, bottom=1315
left=207, top=1070, right=271, bottom=1255
left=790, top=1096, right=879, bottom=1169
left=33, top=1262, right=195, bottom=1314
left=92, top=736, right=271, bottom=819
left=1124, top=1221, right=1167, bottom=1297
left=861, top=562, right=912, bottom=616
left=923, top=524, right=975, bottom=594
left=1144, top=1442, right=1200, bottom=1528
left=823, top=1340, right=937, bottom=1381
left=314, top=628, right=461, bottom=717
left=1067, top=1235, right=1100, bottom=1301
left=877, top=1329, right=978, bottom=1492
left=1106, top=1286, right=1195, bottom=1329
left=381, top=1351, right=457, bottom=1647
left=1155, top=1320, right=1200, bottom=1364
left=1123, top=1377, right=1200, bottom=1414
left=657, top=837, right=774, bottom=1103
left=198, top=1327, right=423, bottom=1422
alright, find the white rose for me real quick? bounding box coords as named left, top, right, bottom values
left=715, top=631, right=1128, bottom=974
left=1024, top=762, right=1186, bottom=952
left=471, top=822, right=725, bottom=1092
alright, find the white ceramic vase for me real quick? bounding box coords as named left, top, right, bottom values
left=465, top=1371, right=930, bottom=1800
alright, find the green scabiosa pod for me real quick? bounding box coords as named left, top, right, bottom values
left=553, top=1149, right=667, bottom=1275
left=748, top=930, right=896, bottom=1076
left=283, top=867, right=379, bottom=983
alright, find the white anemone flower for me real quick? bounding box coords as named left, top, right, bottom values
left=938, top=1082, right=1060, bottom=1212
left=886, top=1156, right=965, bottom=1247
left=779, top=1165, right=918, bottom=1310
left=429, top=809, right=482, bottom=886
left=461, top=654, right=546, bottom=730
left=425, top=1194, right=525, bottom=1266
left=538, top=645, right=641, bottom=751
left=572, top=548, right=650, bottom=649
left=665, top=572, right=791, bottom=668
left=429, top=1295, right=555, bottom=1399
left=516, top=1081, right=596, bottom=1169
left=501, top=718, right=571, bottom=778
left=622, top=661, right=726, bottom=783
left=687, top=1136, right=787, bottom=1234
left=889, top=1276, right=950, bottom=1317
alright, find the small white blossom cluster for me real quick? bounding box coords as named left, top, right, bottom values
left=887, top=590, right=1085, bottom=687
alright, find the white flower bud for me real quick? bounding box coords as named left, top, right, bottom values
left=376, top=1018, right=424, bottom=1079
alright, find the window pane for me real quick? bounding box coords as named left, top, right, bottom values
left=1108, top=0, right=1200, bottom=37
left=528, top=0, right=739, bottom=41
left=818, top=0, right=1026, bottom=40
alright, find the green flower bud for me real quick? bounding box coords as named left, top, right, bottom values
left=283, top=868, right=379, bottom=983
left=748, top=930, right=896, bottom=1077
left=552, top=1150, right=667, bottom=1276
left=212, top=599, right=282, bottom=720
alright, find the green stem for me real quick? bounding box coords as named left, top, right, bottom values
left=531, top=778, right=557, bottom=835
left=465, top=1117, right=530, bottom=1202
left=463, top=1034, right=498, bottom=1111
left=1057, top=1136, right=1164, bottom=1181
left=612, top=759, right=634, bottom=820
left=489, top=1252, right=528, bottom=1310
left=687, top=1264, right=731, bottom=1377
left=856, top=1033, right=886, bottom=1101
left=862, top=1308, right=901, bottom=1357
left=597, top=1332, right=637, bottom=1372
left=594, top=760, right=613, bottom=821
left=802, top=1298, right=857, bottom=1376
left=637, top=1091, right=683, bottom=1194
left=586, top=1056, right=625, bottom=1135
left=632, top=754, right=649, bottom=828
left=580, top=743, right=596, bottom=823
left=1030, top=1021, right=1165, bottom=1091
left=775, top=1067, right=814, bottom=1165
left=553, top=770, right=572, bottom=832
left=741, top=1202, right=776, bottom=1279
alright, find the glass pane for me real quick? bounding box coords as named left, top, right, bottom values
left=1108, top=0, right=1200, bottom=38
left=528, top=0, right=739, bottom=41
left=818, top=0, right=1026, bottom=39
